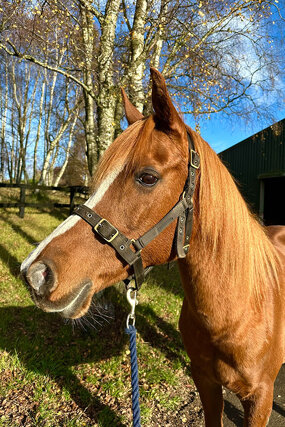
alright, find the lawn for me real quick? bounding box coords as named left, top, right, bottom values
left=0, top=207, right=203, bottom=426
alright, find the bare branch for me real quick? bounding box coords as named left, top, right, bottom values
left=0, top=41, right=95, bottom=98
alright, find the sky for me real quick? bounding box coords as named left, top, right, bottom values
left=185, top=2, right=285, bottom=154
left=185, top=105, right=285, bottom=154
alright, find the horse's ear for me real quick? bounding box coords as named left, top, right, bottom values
left=121, top=88, right=144, bottom=125
left=150, top=67, right=183, bottom=134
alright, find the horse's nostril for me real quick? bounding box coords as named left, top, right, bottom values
left=26, top=261, right=55, bottom=296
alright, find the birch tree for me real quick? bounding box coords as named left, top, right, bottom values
left=53, top=109, right=79, bottom=187
left=32, top=71, right=46, bottom=184
left=0, top=0, right=284, bottom=176
left=0, top=46, right=82, bottom=185
left=78, top=1, right=98, bottom=174
left=0, top=55, right=9, bottom=182
left=39, top=80, right=81, bottom=186
left=10, top=61, right=41, bottom=183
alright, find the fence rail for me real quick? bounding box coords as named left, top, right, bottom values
left=0, top=184, right=89, bottom=218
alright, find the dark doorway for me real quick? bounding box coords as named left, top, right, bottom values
left=263, top=177, right=285, bottom=225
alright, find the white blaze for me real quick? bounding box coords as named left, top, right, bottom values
left=20, top=167, right=123, bottom=273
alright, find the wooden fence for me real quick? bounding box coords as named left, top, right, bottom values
left=0, top=183, right=89, bottom=218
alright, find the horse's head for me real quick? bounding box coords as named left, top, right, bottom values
left=21, top=69, right=193, bottom=319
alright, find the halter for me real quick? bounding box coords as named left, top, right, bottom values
left=73, top=130, right=200, bottom=291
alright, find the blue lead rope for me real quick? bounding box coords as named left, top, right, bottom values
left=125, top=288, right=141, bottom=427
left=125, top=324, right=141, bottom=427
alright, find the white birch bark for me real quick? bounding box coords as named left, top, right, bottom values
left=13, top=62, right=39, bottom=183
left=11, top=62, right=25, bottom=183
left=24, top=69, right=40, bottom=177
left=127, top=0, right=147, bottom=112
left=143, top=0, right=169, bottom=116
left=39, top=74, right=81, bottom=186
left=0, top=58, right=9, bottom=182
left=39, top=107, right=78, bottom=185
left=33, top=72, right=46, bottom=183
left=8, top=104, right=16, bottom=182
left=44, top=70, right=58, bottom=158
left=39, top=43, right=70, bottom=184
left=48, top=142, right=60, bottom=186
left=80, top=1, right=97, bottom=176
left=151, top=0, right=169, bottom=70
left=53, top=110, right=79, bottom=187
left=96, top=0, right=121, bottom=155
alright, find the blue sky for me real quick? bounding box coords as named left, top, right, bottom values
left=185, top=106, right=285, bottom=154
left=185, top=2, right=285, bottom=154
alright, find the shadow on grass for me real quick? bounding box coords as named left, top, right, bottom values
left=41, top=206, right=70, bottom=221
left=0, top=300, right=127, bottom=426
left=137, top=303, right=190, bottom=372
left=0, top=210, right=67, bottom=279
left=147, top=263, right=184, bottom=299
left=0, top=213, right=38, bottom=246
left=0, top=212, right=36, bottom=279
left=0, top=285, right=190, bottom=426
left=24, top=187, right=88, bottom=222
left=0, top=243, right=21, bottom=278
left=0, top=212, right=191, bottom=424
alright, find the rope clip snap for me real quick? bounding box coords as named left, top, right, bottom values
left=126, top=287, right=138, bottom=328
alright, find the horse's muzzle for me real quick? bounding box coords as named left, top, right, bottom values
left=22, top=260, right=93, bottom=318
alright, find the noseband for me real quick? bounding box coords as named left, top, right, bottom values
left=73, top=130, right=200, bottom=291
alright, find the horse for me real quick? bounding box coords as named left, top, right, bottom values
left=21, top=68, right=285, bottom=426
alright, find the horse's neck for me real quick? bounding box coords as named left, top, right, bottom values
left=177, top=138, right=279, bottom=331
left=177, top=242, right=250, bottom=332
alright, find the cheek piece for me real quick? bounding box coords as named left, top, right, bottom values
left=73, top=131, right=200, bottom=291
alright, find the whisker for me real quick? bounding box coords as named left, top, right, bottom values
left=94, top=306, right=114, bottom=320
left=62, top=294, right=115, bottom=332
left=84, top=316, right=103, bottom=330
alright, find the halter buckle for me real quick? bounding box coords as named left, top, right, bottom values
left=94, top=218, right=119, bottom=242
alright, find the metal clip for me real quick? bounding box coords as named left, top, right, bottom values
left=126, top=287, right=138, bottom=328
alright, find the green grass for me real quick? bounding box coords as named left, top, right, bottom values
left=0, top=207, right=195, bottom=426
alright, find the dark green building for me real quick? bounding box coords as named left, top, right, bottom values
left=219, top=118, right=285, bottom=226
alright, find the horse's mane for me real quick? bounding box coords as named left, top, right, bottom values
left=93, top=117, right=280, bottom=302
left=187, top=126, right=281, bottom=302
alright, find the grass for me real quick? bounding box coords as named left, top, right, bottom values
left=0, top=206, right=200, bottom=426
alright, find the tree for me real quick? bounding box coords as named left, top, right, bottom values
left=0, top=3, right=83, bottom=184
left=0, top=47, right=82, bottom=185
left=0, top=53, right=8, bottom=181
left=0, top=0, right=284, bottom=177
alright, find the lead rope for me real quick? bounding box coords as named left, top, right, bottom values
left=125, top=288, right=141, bottom=427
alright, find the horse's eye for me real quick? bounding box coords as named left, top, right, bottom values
left=137, top=173, right=159, bottom=187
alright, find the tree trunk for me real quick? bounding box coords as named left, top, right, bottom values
left=127, top=0, right=147, bottom=112
left=53, top=111, right=78, bottom=187
left=96, top=0, right=121, bottom=157
left=39, top=112, right=74, bottom=185
left=143, top=0, right=169, bottom=116
left=0, top=59, right=9, bottom=182
left=80, top=1, right=98, bottom=176
left=33, top=75, right=46, bottom=183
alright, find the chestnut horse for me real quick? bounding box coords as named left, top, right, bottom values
left=21, top=68, right=285, bottom=426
